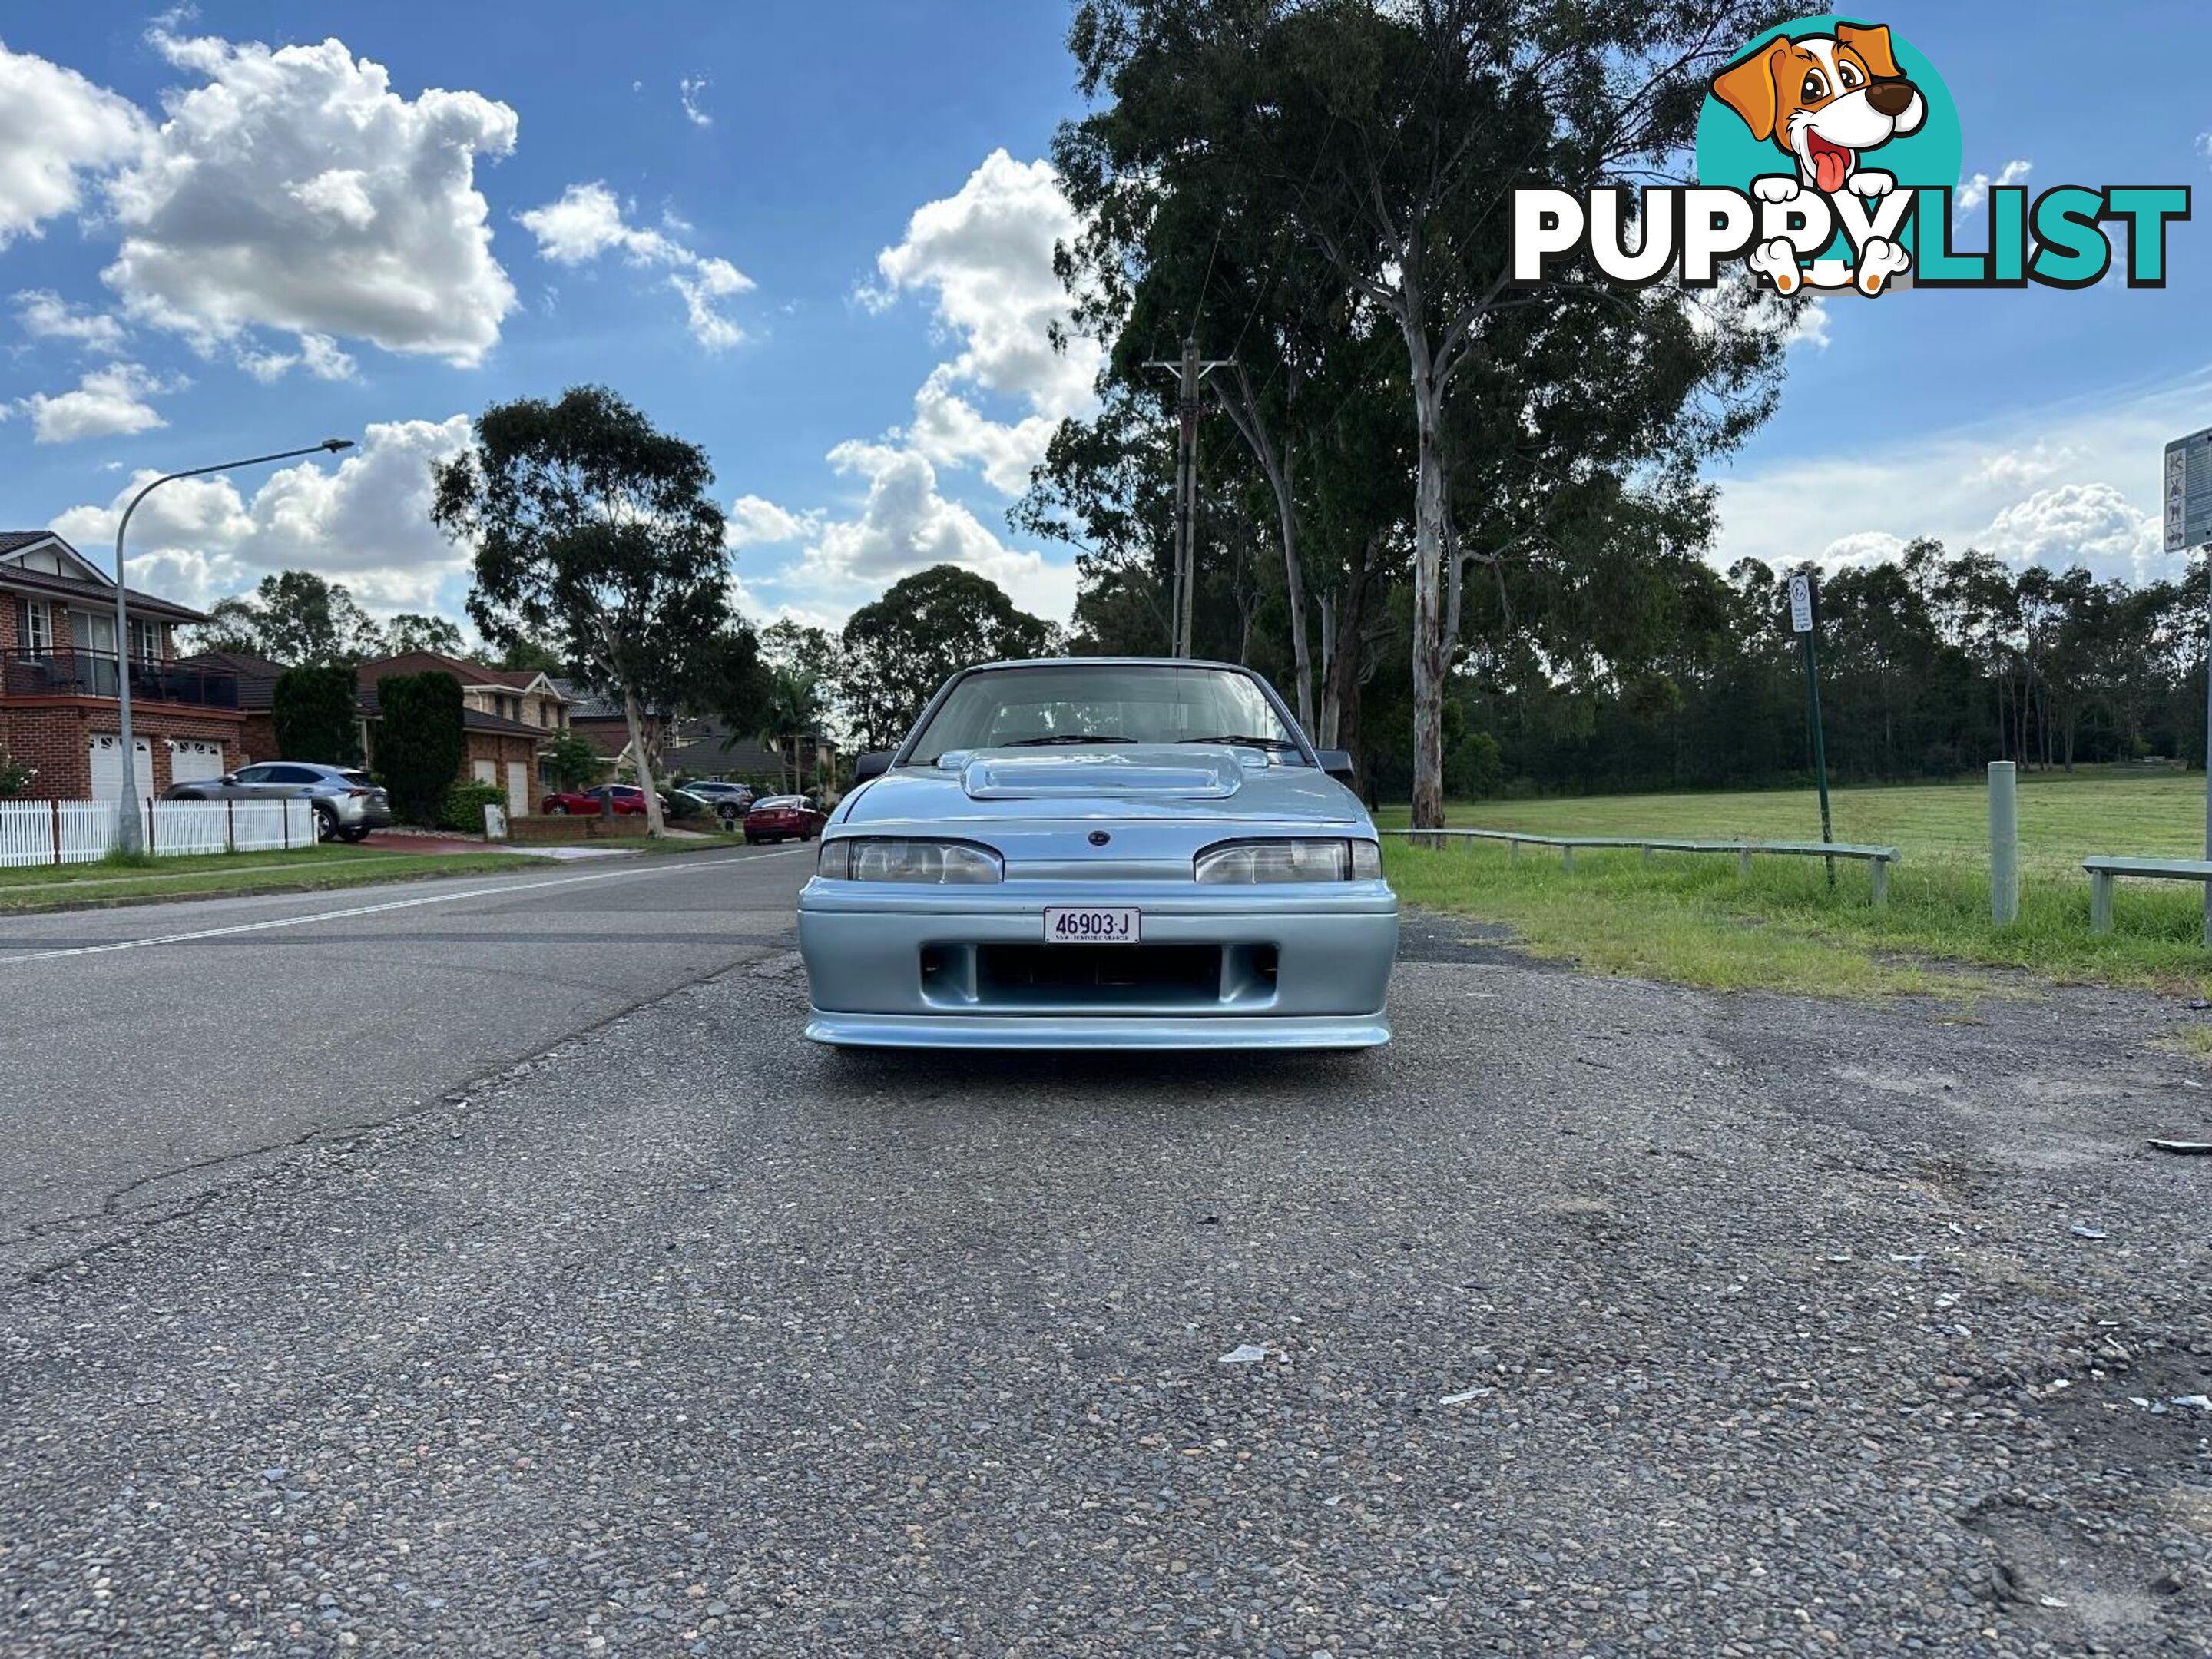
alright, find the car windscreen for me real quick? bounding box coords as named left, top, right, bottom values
left=906, top=664, right=1301, bottom=763
left=341, top=771, right=376, bottom=787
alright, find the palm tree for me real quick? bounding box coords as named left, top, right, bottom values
left=756, top=669, right=826, bottom=794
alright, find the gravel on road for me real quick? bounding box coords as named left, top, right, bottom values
left=2, top=914, right=2208, bottom=1656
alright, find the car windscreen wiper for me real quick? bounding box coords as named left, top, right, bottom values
left=1174, top=734, right=1302, bottom=751
left=1000, top=733, right=1140, bottom=747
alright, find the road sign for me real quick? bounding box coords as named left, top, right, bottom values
left=1788, top=571, right=1814, bottom=633
left=2164, top=427, right=2212, bottom=552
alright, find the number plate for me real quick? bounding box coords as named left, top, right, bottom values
left=1042, top=906, right=1141, bottom=945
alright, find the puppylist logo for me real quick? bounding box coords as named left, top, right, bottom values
left=1512, top=17, right=2190, bottom=296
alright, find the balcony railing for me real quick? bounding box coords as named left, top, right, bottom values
left=0, top=648, right=240, bottom=710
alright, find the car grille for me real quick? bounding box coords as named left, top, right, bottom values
left=925, top=942, right=1281, bottom=1011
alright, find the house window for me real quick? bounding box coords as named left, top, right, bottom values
left=23, top=601, right=51, bottom=655
left=69, top=611, right=118, bottom=654
left=129, top=618, right=159, bottom=661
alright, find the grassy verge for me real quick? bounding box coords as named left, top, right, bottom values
left=1379, top=768, right=2212, bottom=998
left=0, top=846, right=554, bottom=912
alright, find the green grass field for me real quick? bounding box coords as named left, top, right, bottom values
left=1377, top=767, right=2212, bottom=996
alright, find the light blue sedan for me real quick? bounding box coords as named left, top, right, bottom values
left=798, top=657, right=1398, bottom=1049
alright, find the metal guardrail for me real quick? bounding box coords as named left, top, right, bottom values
left=1380, top=827, right=1899, bottom=906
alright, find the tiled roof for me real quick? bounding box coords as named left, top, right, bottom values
left=551, top=677, right=624, bottom=719
left=0, top=561, right=207, bottom=623
left=177, top=649, right=290, bottom=709
left=353, top=676, right=548, bottom=738
left=0, top=531, right=57, bottom=557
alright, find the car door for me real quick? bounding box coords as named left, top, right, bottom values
left=217, top=763, right=278, bottom=800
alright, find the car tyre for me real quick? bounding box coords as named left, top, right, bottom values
left=313, top=806, right=339, bottom=843
left=339, top=826, right=371, bottom=843
left=548, top=803, right=569, bottom=815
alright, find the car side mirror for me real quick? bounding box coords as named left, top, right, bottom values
left=1313, top=749, right=1357, bottom=787
left=852, top=751, right=892, bottom=782
left=217, top=773, right=239, bottom=786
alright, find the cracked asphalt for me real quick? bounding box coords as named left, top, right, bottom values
left=2, top=866, right=2210, bottom=1656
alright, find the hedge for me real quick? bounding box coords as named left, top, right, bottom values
left=376, top=671, right=465, bottom=824
left=272, top=664, right=363, bottom=766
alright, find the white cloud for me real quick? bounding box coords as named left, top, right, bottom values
left=101, top=30, right=518, bottom=368
left=1982, top=483, right=2161, bottom=574
left=755, top=442, right=1075, bottom=624
left=1714, top=375, right=2207, bottom=587
left=518, top=181, right=752, bottom=351
left=1955, top=159, right=2033, bottom=217
left=50, top=414, right=475, bottom=610
left=13, top=363, right=181, bottom=443
left=725, top=495, right=818, bottom=548
left=14, top=289, right=127, bottom=353
left=679, top=76, right=712, bottom=129
left=0, top=44, right=148, bottom=246
left=722, top=152, right=1091, bottom=629
left=866, top=149, right=1101, bottom=492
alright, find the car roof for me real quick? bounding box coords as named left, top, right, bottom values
left=958, top=656, right=1252, bottom=674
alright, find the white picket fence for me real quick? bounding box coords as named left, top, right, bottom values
left=0, top=797, right=319, bottom=869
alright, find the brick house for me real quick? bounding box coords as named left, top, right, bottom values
left=0, top=531, right=245, bottom=800
left=356, top=651, right=574, bottom=819
left=173, top=648, right=295, bottom=763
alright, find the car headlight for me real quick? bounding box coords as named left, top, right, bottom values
left=1194, top=838, right=1384, bottom=883
left=816, top=837, right=1003, bottom=884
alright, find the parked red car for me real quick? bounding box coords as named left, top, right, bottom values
left=541, top=784, right=657, bottom=816
left=743, top=794, right=826, bottom=843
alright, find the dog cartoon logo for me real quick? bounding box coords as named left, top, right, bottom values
left=1709, top=21, right=1927, bottom=294
left=1512, top=21, right=2186, bottom=300
left=1712, top=23, right=1925, bottom=200
left=1694, top=16, right=1962, bottom=296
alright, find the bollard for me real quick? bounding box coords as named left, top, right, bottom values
left=1988, top=760, right=2018, bottom=925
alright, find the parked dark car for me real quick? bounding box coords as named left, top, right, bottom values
left=161, top=762, right=392, bottom=843
left=541, top=784, right=661, bottom=816
left=743, top=794, right=827, bottom=844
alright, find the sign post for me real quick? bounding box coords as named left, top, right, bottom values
left=1790, top=571, right=1836, bottom=888
left=2164, top=429, right=2212, bottom=945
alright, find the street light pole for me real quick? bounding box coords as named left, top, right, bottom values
left=111, top=439, right=355, bottom=852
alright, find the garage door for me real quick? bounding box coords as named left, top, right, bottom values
left=472, top=759, right=497, bottom=787
left=505, top=760, right=531, bottom=819
left=168, top=740, right=226, bottom=787
left=88, top=735, right=153, bottom=802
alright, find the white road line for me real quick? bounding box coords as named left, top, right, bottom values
left=0, top=847, right=811, bottom=968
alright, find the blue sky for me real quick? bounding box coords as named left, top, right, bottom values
left=1, top=2, right=2207, bottom=637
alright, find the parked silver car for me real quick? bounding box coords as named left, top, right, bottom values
left=798, top=657, right=1398, bottom=1050
left=162, top=762, right=392, bottom=843
left=681, top=779, right=757, bottom=810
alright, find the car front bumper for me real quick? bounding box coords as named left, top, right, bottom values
left=797, top=880, right=1397, bottom=1050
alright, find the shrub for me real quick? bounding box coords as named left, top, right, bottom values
left=272, top=664, right=363, bottom=765
left=439, top=779, right=507, bottom=834
left=375, top=671, right=465, bottom=824
left=0, top=749, right=35, bottom=798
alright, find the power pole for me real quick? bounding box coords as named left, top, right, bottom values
left=1146, top=336, right=1233, bottom=657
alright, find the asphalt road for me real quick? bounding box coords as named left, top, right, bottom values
left=0, top=846, right=813, bottom=1271
left=2, top=882, right=2210, bottom=1655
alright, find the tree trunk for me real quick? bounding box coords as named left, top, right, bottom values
left=1322, top=535, right=1376, bottom=765
left=1408, top=364, right=1450, bottom=829
left=622, top=682, right=666, bottom=837
left=1318, top=594, right=1337, bottom=748
left=1214, top=373, right=1313, bottom=736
